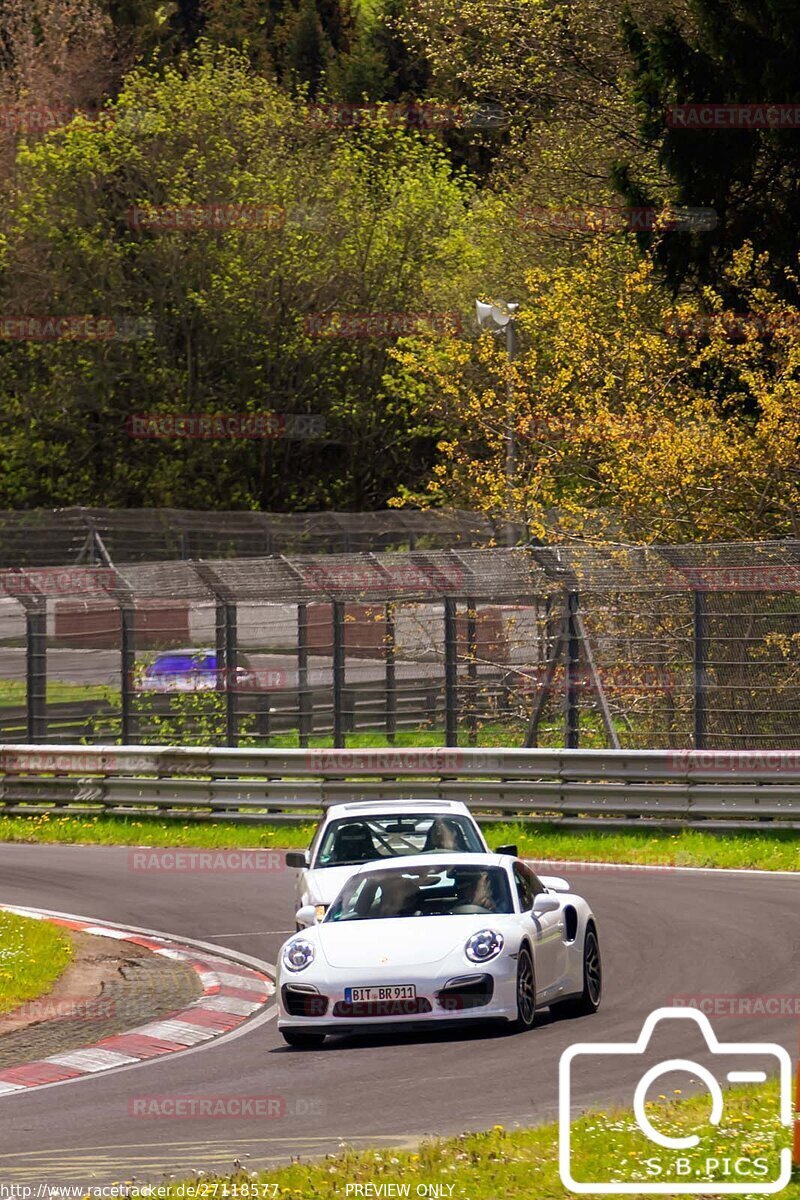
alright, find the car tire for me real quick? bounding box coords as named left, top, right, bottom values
left=551, top=923, right=602, bottom=1018
left=510, top=945, right=537, bottom=1032
left=280, top=1029, right=326, bottom=1049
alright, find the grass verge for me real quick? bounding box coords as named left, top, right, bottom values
left=162, top=1080, right=797, bottom=1199
left=0, top=813, right=796, bottom=871
left=0, top=910, right=73, bottom=1014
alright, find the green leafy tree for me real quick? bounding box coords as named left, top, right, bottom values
left=0, top=45, right=483, bottom=509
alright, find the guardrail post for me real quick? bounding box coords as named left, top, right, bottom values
left=25, top=597, right=47, bottom=743
left=120, top=604, right=136, bottom=744
left=466, top=596, right=478, bottom=745
left=693, top=590, right=708, bottom=750
left=332, top=600, right=345, bottom=747
left=565, top=590, right=580, bottom=748
left=444, top=596, right=458, bottom=746
left=385, top=602, right=396, bottom=744
left=297, top=602, right=311, bottom=747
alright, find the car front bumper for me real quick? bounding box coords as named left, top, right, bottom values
left=277, top=955, right=519, bottom=1031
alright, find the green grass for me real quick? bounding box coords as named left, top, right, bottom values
left=0, top=910, right=73, bottom=1014
left=162, top=1081, right=798, bottom=1199
left=0, top=813, right=796, bottom=871
left=0, top=678, right=116, bottom=706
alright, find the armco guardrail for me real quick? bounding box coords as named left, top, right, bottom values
left=1, top=745, right=799, bottom=829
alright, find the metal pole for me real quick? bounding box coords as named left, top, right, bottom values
left=565, top=590, right=580, bottom=749
left=332, top=600, right=345, bottom=748
left=120, top=605, right=136, bottom=744
left=466, top=596, right=478, bottom=745
left=385, top=602, right=396, bottom=744
left=444, top=597, right=458, bottom=746
left=505, top=318, right=517, bottom=547
left=297, top=602, right=310, bottom=747
left=25, top=600, right=47, bottom=743
left=225, top=601, right=238, bottom=747
left=694, top=589, right=708, bottom=750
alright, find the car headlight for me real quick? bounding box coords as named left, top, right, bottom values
left=283, top=938, right=316, bottom=972
left=465, top=929, right=504, bottom=963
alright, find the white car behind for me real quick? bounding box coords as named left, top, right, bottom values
left=285, top=800, right=516, bottom=927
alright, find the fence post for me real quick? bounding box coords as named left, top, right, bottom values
left=25, top=597, right=47, bottom=743
left=385, top=602, right=396, bottom=744
left=120, top=604, right=136, bottom=744
left=332, top=600, right=346, bottom=748
left=466, top=596, right=478, bottom=745
left=444, top=597, right=458, bottom=747
left=693, top=590, right=708, bottom=750
left=224, top=601, right=238, bottom=747
left=297, top=602, right=311, bottom=747
left=565, top=590, right=580, bottom=749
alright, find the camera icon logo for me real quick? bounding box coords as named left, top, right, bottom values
left=559, top=1007, right=792, bottom=1194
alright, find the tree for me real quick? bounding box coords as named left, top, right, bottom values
left=390, top=237, right=800, bottom=541
left=0, top=45, right=484, bottom=510
left=618, top=0, right=800, bottom=302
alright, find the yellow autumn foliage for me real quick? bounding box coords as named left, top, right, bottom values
left=392, top=241, right=800, bottom=542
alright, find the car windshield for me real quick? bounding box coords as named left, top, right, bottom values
left=314, top=814, right=484, bottom=867
left=325, top=863, right=513, bottom=922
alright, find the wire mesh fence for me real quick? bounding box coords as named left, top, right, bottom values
left=0, top=507, right=521, bottom=566
left=0, top=538, right=798, bottom=749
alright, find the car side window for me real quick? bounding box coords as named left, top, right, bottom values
left=513, top=863, right=547, bottom=910
left=513, top=864, right=535, bottom=911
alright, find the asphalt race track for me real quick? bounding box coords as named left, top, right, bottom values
left=0, top=843, right=797, bottom=1187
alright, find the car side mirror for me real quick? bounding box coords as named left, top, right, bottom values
left=295, top=904, right=319, bottom=927
left=285, top=851, right=309, bottom=869
left=532, top=893, right=560, bottom=916
left=494, top=843, right=518, bottom=857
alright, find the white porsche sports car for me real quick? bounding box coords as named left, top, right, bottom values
left=276, top=852, right=601, bottom=1047
left=285, top=801, right=515, bottom=927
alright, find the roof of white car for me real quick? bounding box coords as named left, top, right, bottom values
left=323, top=799, right=473, bottom=819
left=348, top=851, right=512, bottom=875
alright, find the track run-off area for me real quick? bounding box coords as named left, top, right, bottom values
left=0, top=842, right=797, bottom=1187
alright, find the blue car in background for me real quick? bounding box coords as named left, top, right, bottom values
left=138, top=648, right=256, bottom=692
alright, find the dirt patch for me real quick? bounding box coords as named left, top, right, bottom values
left=0, top=928, right=202, bottom=1067
left=0, top=931, right=126, bottom=1034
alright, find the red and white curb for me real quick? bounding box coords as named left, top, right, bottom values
left=0, top=904, right=275, bottom=1095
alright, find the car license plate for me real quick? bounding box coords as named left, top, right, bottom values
left=345, top=985, right=417, bottom=1002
